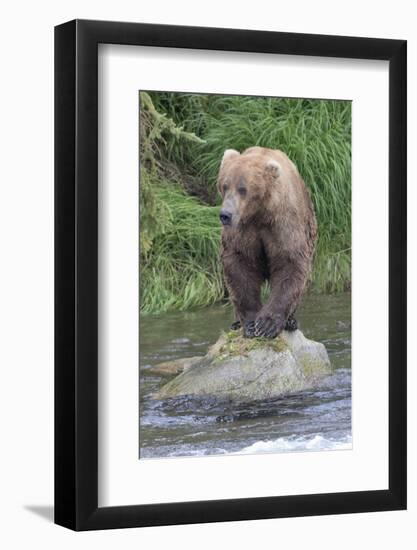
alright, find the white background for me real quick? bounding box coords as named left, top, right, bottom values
left=99, top=46, right=389, bottom=506
left=0, top=0, right=415, bottom=548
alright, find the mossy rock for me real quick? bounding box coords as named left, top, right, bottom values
left=153, top=329, right=331, bottom=402
left=211, top=329, right=289, bottom=363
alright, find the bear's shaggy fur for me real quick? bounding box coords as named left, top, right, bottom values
left=218, top=146, right=317, bottom=338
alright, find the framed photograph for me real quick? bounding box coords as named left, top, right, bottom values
left=55, top=19, right=406, bottom=530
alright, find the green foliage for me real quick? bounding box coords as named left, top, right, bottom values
left=139, top=92, right=223, bottom=314
left=139, top=92, right=206, bottom=258
left=140, top=91, right=205, bottom=171
left=140, top=181, right=223, bottom=314
left=139, top=167, right=171, bottom=257
left=140, top=91, right=351, bottom=314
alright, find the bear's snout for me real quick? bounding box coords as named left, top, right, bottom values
left=220, top=210, right=232, bottom=226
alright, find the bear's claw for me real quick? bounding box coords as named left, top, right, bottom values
left=254, top=315, right=284, bottom=338
left=241, top=315, right=295, bottom=338
left=243, top=320, right=256, bottom=338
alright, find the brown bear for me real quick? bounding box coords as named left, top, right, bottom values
left=218, top=146, right=317, bottom=338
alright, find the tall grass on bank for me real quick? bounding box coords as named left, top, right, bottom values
left=140, top=92, right=351, bottom=314
left=140, top=92, right=224, bottom=313
left=139, top=91, right=205, bottom=257
left=140, top=180, right=223, bottom=314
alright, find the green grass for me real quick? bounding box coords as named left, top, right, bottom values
left=140, top=92, right=351, bottom=314
left=140, top=179, right=223, bottom=314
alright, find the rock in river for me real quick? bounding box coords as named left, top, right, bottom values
left=153, top=329, right=331, bottom=402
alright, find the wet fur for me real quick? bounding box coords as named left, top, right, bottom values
left=218, top=146, right=317, bottom=338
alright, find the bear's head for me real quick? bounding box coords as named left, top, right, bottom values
left=217, top=149, right=281, bottom=227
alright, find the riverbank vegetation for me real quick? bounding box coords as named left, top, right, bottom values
left=140, top=91, right=351, bottom=314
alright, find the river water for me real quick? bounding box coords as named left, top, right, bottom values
left=139, top=292, right=351, bottom=459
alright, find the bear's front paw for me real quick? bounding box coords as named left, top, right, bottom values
left=254, top=314, right=284, bottom=338
left=243, top=320, right=256, bottom=338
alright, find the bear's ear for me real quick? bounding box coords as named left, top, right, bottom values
left=220, top=149, right=240, bottom=169
left=265, top=159, right=281, bottom=179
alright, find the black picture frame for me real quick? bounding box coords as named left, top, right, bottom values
left=55, top=19, right=407, bottom=531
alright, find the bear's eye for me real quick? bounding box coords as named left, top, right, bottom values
left=238, top=187, right=247, bottom=197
